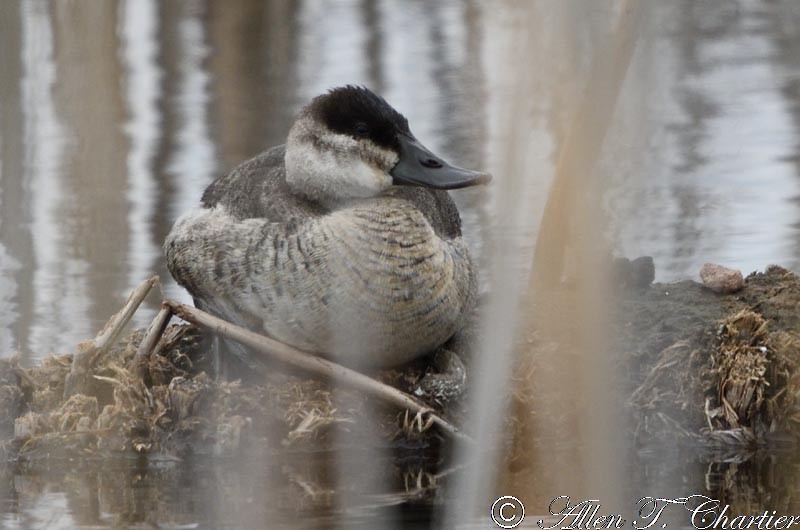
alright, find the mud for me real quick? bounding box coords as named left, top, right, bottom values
left=623, top=265, right=800, bottom=447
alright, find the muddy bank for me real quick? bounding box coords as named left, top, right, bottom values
left=623, top=265, right=800, bottom=447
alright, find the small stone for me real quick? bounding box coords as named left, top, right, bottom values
left=700, top=263, right=744, bottom=294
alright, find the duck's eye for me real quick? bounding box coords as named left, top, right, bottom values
left=354, top=122, right=369, bottom=137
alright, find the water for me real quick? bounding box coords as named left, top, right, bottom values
left=610, top=0, right=800, bottom=279
left=2, top=0, right=800, bottom=528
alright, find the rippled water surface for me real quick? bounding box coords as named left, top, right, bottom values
left=2, top=0, right=800, bottom=528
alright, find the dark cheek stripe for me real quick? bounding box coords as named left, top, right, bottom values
left=299, top=129, right=395, bottom=170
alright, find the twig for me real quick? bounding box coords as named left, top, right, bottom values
left=94, top=277, right=160, bottom=358
left=64, top=277, right=159, bottom=398
left=164, top=300, right=473, bottom=444
left=132, top=305, right=173, bottom=379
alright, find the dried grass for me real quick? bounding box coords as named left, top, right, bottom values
left=1, top=323, right=448, bottom=461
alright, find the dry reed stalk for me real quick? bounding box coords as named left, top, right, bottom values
left=132, top=306, right=173, bottom=379
left=64, top=276, right=158, bottom=398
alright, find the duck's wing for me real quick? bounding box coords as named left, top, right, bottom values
left=167, top=209, right=273, bottom=373
left=173, top=146, right=320, bottom=374
left=201, top=145, right=326, bottom=222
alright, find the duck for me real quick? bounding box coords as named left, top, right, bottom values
left=164, top=86, right=490, bottom=370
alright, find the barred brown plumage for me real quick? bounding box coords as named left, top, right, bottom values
left=164, top=86, right=489, bottom=369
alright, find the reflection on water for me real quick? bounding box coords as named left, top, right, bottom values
left=120, top=0, right=163, bottom=292
left=4, top=448, right=800, bottom=530
left=2, top=0, right=800, bottom=528
left=611, top=0, right=800, bottom=280
left=21, top=0, right=86, bottom=360
left=0, top=451, right=445, bottom=530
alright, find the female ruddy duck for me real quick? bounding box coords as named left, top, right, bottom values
left=165, top=86, right=490, bottom=369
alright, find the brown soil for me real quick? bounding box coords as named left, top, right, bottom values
left=623, top=265, right=800, bottom=447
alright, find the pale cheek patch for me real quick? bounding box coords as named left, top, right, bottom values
left=286, top=126, right=398, bottom=201
left=340, top=157, right=393, bottom=197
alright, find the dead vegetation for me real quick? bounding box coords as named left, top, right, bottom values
left=0, top=321, right=450, bottom=461
left=0, top=279, right=462, bottom=462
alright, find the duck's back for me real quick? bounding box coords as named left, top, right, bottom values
left=201, top=145, right=325, bottom=222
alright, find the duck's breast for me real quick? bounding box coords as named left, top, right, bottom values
left=289, top=198, right=475, bottom=366
left=165, top=199, right=476, bottom=367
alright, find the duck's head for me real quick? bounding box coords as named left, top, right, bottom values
left=285, top=85, right=491, bottom=204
